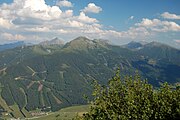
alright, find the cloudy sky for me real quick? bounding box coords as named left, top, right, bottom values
left=0, top=0, right=180, bottom=48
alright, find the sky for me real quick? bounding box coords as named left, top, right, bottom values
left=0, top=0, right=180, bottom=48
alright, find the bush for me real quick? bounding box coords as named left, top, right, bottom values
left=75, top=70, right=180, bottom=120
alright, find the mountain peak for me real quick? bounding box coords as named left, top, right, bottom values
left=39, top=37, right=64, bottom=46
left=146, top=41, right=172, bottom=48
left=63, top=36, right=108, bottom=51
left=149, top=41, right=161, bottom=45
left=73, top=36, right=90, bottom=42
left=51, top=37, right=59, bottom=41
left=124, top=41, right=144, bottom=49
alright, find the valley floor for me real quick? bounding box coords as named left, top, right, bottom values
left=0, top=105, right=89, bottom=120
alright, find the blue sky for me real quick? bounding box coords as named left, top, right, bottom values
left=47, top=0, right=180, bottom=30
left=0, top=0, right=180, bottom=48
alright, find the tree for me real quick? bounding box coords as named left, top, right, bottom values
left=75, top=70, right=180, bottom=120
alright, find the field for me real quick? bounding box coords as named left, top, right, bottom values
left=30, top=105, right=89, bottom=120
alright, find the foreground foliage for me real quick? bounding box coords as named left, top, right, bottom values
left=76, top=70, right=180, bottom=120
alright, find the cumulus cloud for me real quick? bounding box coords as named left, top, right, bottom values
left=136, top=18, right=153, bottom=26
left=62, top=10, right=73, bottom=17
left=24, top=0, right=47, bottom=11
left=0, top=0, right=179, bottom=45
left=121, top=27, right=150, bottom=39
left=0, top=18, right=13, bottom=29
left=18, top=1, right=62, bottom=20
left=136, top=18, right=180, bottom=32
left=25, top=27, right=50, bottom=32
left=1, top=33, right=26, bottom=40
left=68, top=20, right=84, bottom=28
left=0, top=0, right=63, bottom=21
left=78, top=12, right=98, bottom=23
left=82, top=3, right=102, bottom=13
left=56, top=0, right=73, bottom=7
left=161, top=12, right=180, bottom=20
left=0, top=0, right=103, bottom=43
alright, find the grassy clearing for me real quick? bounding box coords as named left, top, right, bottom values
left=31, top=105, right=89, bottom=120
left=9, top=104, right=24, bottom=118
left=22, top=108, right=31, bottom=118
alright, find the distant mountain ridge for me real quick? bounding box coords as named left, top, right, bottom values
left=0, top=41, right=25, bottom=52
left=124, top=41, right=144, bottom=49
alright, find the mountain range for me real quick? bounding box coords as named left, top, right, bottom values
left=0, top=41, right=25, bottom=52
left=0, top=37, right=179, bottom=118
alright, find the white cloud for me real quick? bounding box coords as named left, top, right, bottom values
left=56, top=0, right=73, bottom=7
left=0, top=18, right=13, bottom=29
left=62, top=10, right=73, bottom=18
left=1, top=33, right=26, bottom=40
left=129, top=16, right=134, bottom=20
left=24, top=0, right=47, bottom=11
left=0, top=0, right=148, bottom=43
left=82, top=3, right=102, bottom=14
left=121, top=27, right=150, bottom=39
left=174, top=39, right=180, bottom=43
left=136, top=18, right=154, bottom=27
left=161, top=12, right=180, bottom=20
left=57, top=29, right=68, bottom=34
left=25, top=27, right=50, bottom=32
left=0, top=0, right=63, bottom=21
left=136, top=18, right=180, bottom=32
left=78, top=12, right=98, bottom=23
left=0, top=0, right=179, bottom=45
left=68, top=20, right=84, bottom=28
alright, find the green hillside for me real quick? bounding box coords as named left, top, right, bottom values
left=33, top=105, right=89, bottom=120
left=0, top=37, right=179, bottom=119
